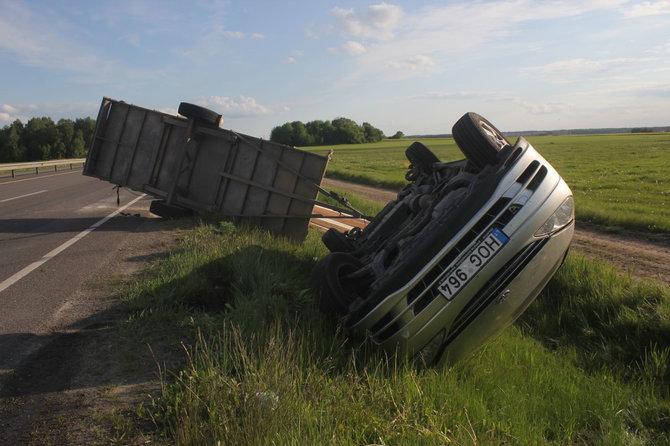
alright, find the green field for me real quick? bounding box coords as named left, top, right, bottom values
left=117, top=219, right=670, bottom=445
left=307, top=133, right=670, bottom=233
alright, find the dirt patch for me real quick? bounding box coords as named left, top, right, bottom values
left=322, top=177, right=670, bottom=288
left=323, top=177, right=398, bottom=204
left=572, top=222, right=670, bottom=287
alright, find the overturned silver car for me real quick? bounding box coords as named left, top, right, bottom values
left=311, top=113, right=574, bottom=365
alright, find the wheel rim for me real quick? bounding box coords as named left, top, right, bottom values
left=479, top=121, right=508, bottom=150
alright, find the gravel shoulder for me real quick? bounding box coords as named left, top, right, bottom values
left=322, top=177, right=670, bottom=288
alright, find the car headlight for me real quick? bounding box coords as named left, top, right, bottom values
left=534, top=196, right=574, bottom=237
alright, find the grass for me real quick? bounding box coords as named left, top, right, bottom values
left=307, top=133, right=670, bottom=234
left=118, top=215, right=670, bottom=445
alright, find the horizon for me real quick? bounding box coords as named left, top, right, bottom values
left=1, top=1, right=669, bottom=139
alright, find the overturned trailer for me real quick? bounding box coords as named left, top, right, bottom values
left=84, top=97, right=359, bottom=241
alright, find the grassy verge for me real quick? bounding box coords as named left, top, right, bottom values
left=308, top=134, right=670, bottom=234
left=119, top=215, right=670, bottom=445
left=317, top=186, right=386, bottom=218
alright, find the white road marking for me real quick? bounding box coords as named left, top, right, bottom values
left=0, top=194, right=146, bottom=295
left=0, top=170, right=81, bottom=185
left=0, top=189, right=48, bottom=203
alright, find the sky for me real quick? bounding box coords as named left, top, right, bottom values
left=0, top=0, right=669, bottom=138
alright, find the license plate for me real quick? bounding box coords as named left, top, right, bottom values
left=437, top=228, right=509, bottom=301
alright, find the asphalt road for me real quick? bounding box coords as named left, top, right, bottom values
left=0, top=169, right=159, bottom=382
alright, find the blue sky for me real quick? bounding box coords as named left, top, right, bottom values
left=1, top=0, right=669, bottom=138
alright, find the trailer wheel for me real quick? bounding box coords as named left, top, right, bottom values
left=149, top=200, right=193, bottom=219
left=178, top=102, right=223, bottom=127
left=406, top=142, right=440, bottom=173
left=452, top=112, right=510, bottom=168
left=311, top=253, right=366, bottom=317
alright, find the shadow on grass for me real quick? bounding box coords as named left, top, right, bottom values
left=517, top=254, right=670, bottom=388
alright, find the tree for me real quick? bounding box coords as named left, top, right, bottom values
left=0, top=120, right=26, bottom=162
left=289, top=121, right=313, bottom=146
left=270, top=122, right=294, bottom=145
left=71, top=130, right=87, bottom=157
left=23, top=117, right=58, bottom=160
left=74, top=117, right=96, bottom=149
left=331, top=117, right=365, bottom=144
left=57, top=119, right=75, bottom=157
left=390, top=131, right=404, bottom=139
left=0, top=116, right=95, bottom=162
left=362, top=122, right=384, bottom=143
left=270, top=117, right=384, bottom=146
left=305, top=120, right=334, bottom=145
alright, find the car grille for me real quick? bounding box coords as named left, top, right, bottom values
left=443, top=237, right=548, bottom=345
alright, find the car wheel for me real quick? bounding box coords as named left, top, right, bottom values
left=406, top=142, right=440, bottom=173
left=452, top=112, right=511, bottom=168
left=149, top=200, right=193, bottom=219
left=322, top=228, right=356, bottom=253
left=178, top=102, right=223, bottom=126
left=311, top=252, right=367, bottom=317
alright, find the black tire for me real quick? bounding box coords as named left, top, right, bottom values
left=311, top=252, right=366, bottom=317
left=405, top=142, right=440, bottom=172
left=322, top=228, right=355, bottom=253
left=149, top=200, right=193, bottom=219
left=452, top=112, right=510, bottom=168
left=178, top=102, right=223, bottom=127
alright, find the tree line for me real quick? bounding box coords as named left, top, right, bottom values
left=270, top=118, right=386, bottom=146
left=0, top=117, right=96, bottom=163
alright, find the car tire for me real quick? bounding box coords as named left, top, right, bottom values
left=452, top=112, right=510, bottom=168
left=322, top=228, right=355, bottom=253
left=406, top=141, right=440, bottom=173
left=178, top=102, right=223, bottom=127
left=311, top=252, right=366, bottom=317
left=149, top=199, right=193, bottom=219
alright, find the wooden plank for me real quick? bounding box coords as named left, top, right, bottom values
left=309, top=205, right=369, bottom=233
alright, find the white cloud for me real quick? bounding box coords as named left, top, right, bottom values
left=343, top=41, right=367, bottom=55
left=511, top=98, right=568, bottom=115
left=157, top=107, right=178, bottom=116
left=223, top=30, right=246, bottom=39
left=409, top=91, right=490, bottom=101
left=1, top=104, right=19, bottom=114
left=0, top=102, right=98, bottom=125
left=328, top=41, right=368, bottom=55
left=647, top=40, right=670, bottom=54
left=283, top=49, right=305, bottom=63
left=0, top=0, right=157, bottom=85
left=406, top=90, right=566, bottom=115
left=386, top=54, right=435, bottom=71
left=331, top=2, right=403, bottom=40
left=194, top=96, right=271, bottom=117
left=521, top=57, right=656, bottom=83
left=623, top=0, right=670, bottom=17
left=219, top=30, right=265, bottom=39
left=325, top=0, right=633, bottom=84
left=304, top=26, right=318, bottom=39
